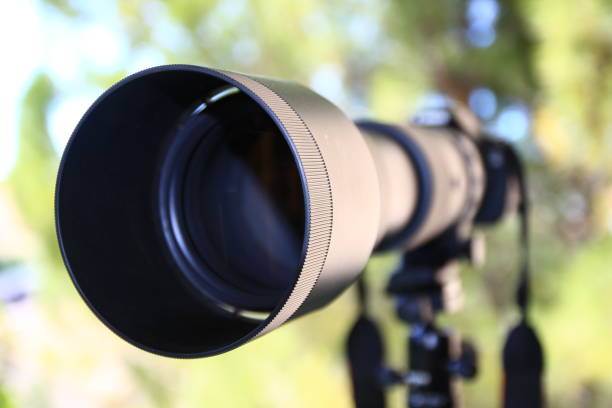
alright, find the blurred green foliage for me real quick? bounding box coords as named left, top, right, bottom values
left=8, top=75, right=58, bottom=268
left=1, top=0, right=611, bottom=407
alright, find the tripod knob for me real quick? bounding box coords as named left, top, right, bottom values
left=460, top=233, right=486, bottom=267
left=448, top=340, right=478, bottom=379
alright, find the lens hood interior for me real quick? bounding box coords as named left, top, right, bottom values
left=56, top=65, right=380, bottom=357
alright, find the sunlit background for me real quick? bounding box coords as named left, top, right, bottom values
left=1, top=0, right=611, bottom=406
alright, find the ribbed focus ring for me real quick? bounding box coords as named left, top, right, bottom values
left=220, top=72, right=334, bottom=336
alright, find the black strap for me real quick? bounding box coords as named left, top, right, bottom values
left=356, top=272, right=369, bottom=314
left=346, top=271, right=387, bottom=408
left=502, top=145, right=545, bottom=408
left=504, top=145, right=531, bottom=316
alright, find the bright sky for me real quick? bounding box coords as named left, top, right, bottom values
left=0, top=0, right=41, bottom=180
left=0, top=0, right=140, bottom=181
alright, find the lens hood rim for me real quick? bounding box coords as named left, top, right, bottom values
left=56, top=65, right=379, bottom=357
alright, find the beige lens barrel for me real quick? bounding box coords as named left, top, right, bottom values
left=394, top=124, right=485, bottom=248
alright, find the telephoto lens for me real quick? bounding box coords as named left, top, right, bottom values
left=55, top=65, right=485, bottom=357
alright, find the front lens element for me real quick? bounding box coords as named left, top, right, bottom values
left=162, top=90, right=306, bottom=312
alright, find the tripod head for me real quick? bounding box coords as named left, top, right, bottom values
left=347, top=226, right=482, bottom=408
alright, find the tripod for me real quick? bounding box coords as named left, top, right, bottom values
left=347, top=227, right=482, bottom=408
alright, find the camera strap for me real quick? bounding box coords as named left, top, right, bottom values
left=501, top=145, right=545, bottom=408
left=346, top=273, right=387, bottom=408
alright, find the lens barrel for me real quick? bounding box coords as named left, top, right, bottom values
left=55, top=65, right=484, bottom=357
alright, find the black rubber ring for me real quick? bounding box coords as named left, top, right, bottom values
left=356, top=120, right=433, bottom=251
